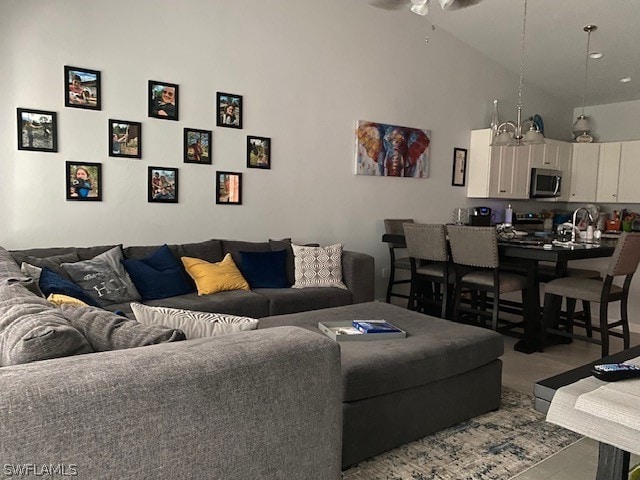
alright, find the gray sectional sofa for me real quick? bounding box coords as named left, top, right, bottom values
left=8, top=238, right=375, bottom=317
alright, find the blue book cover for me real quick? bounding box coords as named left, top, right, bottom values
left=352, top=320, right=401, bottom=334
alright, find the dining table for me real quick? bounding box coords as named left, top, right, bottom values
left=382, top=231, right=617, bottom=354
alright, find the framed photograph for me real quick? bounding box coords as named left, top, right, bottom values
left=216, top=92, right=242, bottom=129
left=246, top=136, right=271, bottom=169
left=17, top=108, right=57, bottom=152
left=64, top=66, right=101, bottom=110
left=66, top=162, right=102, bottom=201
left=452, top=148, right=468, bottom=187
left=148, top=167, right=178, bottom=203
left=216, top=171, right=242, bottom=205
left=184, top=128, right=212, bottom=164
left=148, top=80, right=179, bottom=121
left=109, top=119, right=141, bottom=158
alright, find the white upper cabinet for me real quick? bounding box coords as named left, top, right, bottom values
left=568, top=143, right=600, bottom=203
left=467, top=129, right=493, bottom=198
left=596, top=142, right=621, bottom=203
left=617, top=140, right=640, bottom=203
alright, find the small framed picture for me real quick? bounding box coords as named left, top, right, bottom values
left=109, top=119, right=141, bottom=158
left=64, top=66, right=101, bottom=110
left=452, top=148, right=468, bottom=187
left=148, top=80, right=179, bottom=121
left=148, top=167, right=178, bottom=203
left=216, top=92, right=242, bottom=129
left=17, top=108, right=57, bottom=152
left=247, top=136, right=271, bottom=169
left=216, top=171, right=242, bottom=205
left=66, top=162, right=102, bottom=201
left=184, top=128, right=212, bottom=164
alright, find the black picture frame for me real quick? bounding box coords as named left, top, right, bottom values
left=17, top=108, right=58, bottom=152
left=64, top=66, right=101, bottom=110
left=246, top=136, right=271, bottom=169
left=148, top=80, right=179, bottom=121
left=66, top=161, right=102, bottom=201
left=216, top=92, right=242, bottom=129
left=452, top=148, right=468, bottom=187
left=216, top=171, right=242, bottom=205
left=109, top=119, right=142, bottom=158
left=148, top=167, right=178, bottom=203
left=184, top=128, right=212, bottom=164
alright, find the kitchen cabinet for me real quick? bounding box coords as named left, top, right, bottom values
left=617, top=140, right=640, bottom=203
left=487, top=146, right=528, bottom=199
left=596, top=142, right=621, bottom=203
left=567, top=143, right=599, bottom=203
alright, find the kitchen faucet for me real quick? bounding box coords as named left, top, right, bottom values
left=571, top=207, right=594, bottom=243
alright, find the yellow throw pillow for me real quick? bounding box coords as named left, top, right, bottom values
left=47, top=293, right=88, bottom=307
left=181, top=254, right=250, bottom=295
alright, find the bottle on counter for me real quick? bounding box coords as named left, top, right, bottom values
left=586, top=225, right=594, bottom=241
left=504, top=204, right=513, bottom=225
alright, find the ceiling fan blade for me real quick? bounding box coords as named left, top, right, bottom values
left=369, top=0, right=407, bottom=11
left=444, top=0, right=485, bottom=11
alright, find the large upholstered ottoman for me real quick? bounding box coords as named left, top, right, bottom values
left=259, top=302, right=504, bottom=467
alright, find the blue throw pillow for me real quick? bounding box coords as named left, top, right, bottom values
left=38, top=267, right=100, bottom=307
left=239, top=249, right=289, bottom=289
left=122, top=245, right=194, bottom=300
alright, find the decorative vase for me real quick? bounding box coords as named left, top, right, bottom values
left=490, top=100, right=499, bottom=133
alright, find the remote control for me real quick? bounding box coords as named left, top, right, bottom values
left=591, top=363, right=640, bottom=382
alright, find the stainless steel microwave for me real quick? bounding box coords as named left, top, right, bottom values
left=530, top=168, right=562, bottom=198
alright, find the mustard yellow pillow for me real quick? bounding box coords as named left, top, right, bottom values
left=181, top=254, right=250, bottom=295
left=47, top=293, right=89, bottom=307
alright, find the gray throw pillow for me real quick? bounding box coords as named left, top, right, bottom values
left=60, top=304, right=186, bottom=351
left=130, top=302, right=258, bottom=340
left=0, top=284, right=93, bottom=366
left=61, top=246, right=141, bottom=307
left=24, top=252, right=80, bottom=281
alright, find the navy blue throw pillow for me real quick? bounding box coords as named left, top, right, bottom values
left=239, top=249, right=289, bottom=289
left=38, top=267, right=100, bottom=307
left=122, top=245, right=194, bottom=300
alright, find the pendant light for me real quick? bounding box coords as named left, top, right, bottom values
left=491, top=0, right=544, bottom=147
left=573, top=25, right=596, bottom=143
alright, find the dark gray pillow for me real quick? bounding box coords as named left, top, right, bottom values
left=60, top=305, right=186, bottom=351
left=24, top=252, right=80, bottom=281
left=61, top=246, right=141, bottom=307
left=0, top=284, right=93, bottom=366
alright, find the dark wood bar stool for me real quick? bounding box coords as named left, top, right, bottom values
left=383, top=218, right=414, bottom=303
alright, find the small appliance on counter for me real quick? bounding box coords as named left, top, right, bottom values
left=468, top=206, right=492, bottom=226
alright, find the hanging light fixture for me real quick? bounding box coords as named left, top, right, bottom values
left=573, top=25, right=597, bottom=143
left=410, top=0, right=429, bottom=15
left=491, top=0, right=544, bottom=147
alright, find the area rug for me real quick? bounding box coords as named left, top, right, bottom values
left=342, top=387, right=582, bottom=480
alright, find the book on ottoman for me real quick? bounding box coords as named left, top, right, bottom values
left=318, top=320, right=406, bottom=342
left=352, top=320, right=402, bottom=334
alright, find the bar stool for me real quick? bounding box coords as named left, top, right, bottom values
left=383, top=219, right=414, bottom=303
left=541, top=232, right=640, bottom=357
left=403, top=223, right=454, bottom=318
left=447, top=225, right=529, bottom=331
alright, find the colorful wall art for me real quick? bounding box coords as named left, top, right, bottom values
left=355, top=120, right=430, bottom=178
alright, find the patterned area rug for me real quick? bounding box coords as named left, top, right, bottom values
left=342, top=387, right=582, bottom=480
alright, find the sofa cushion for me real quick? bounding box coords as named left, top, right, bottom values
left=123, top=244, right=185, bottom=261
left=0, top=247, right=39, bottom=293
left=22, top=252, right=81, bottom=281
left=130, top=302, right=258, bottom=339
left=47, top=293, right=89, bottom=307
left=221, top=240, right=272, bottom=267
left=182, top=254, right=250, bottom=295
left=38, top=267, right=100, bottom=307
left=254, top=287, right=352, bottom=316
left=0, top=284, right=94, bottom=366
left=60, top=304, right=186, bottom=351
left=61, top=246, right=141, bottom=307
left=238, top=249, right=289, bottom=289
left=292, top=244, right=347, bottom=290
left=180, top=239, right=224, bottom=264
left=122, top=245, right=194, bottom=300
left=269, top=238, right=295, bottom=286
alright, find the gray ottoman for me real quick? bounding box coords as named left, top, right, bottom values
left=259, top=302, right=504, bottom=468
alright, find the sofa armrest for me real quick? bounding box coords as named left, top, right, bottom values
left=342, top=250, right=375, bottom=304
left=0, top=327, right=342, bottom=480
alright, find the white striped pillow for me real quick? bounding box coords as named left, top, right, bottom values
left=130, top=303, right=258, bottom=339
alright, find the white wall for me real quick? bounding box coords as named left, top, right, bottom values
left=0, top=0, right=574, bottom=299
left=575, top=99, right=640, bottom=142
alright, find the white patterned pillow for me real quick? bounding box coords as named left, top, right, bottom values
left=291, top=243, right=347, bottom=289
left=130, top=302, right=258, bottom=340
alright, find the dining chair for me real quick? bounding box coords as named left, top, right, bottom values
left=383, top=218, right=414, bottom=303
left=403, top=223, right=454, bottom=318
left=541, top=232, right=640, bottom=357
left=446, top=225, right=528, bottom=331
